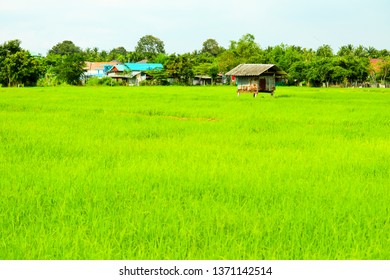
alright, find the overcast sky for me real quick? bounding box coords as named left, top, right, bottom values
left=1, top=0, right=389, bottom=55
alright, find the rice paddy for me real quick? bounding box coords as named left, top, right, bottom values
left=0, top=86, right=389, bottom=259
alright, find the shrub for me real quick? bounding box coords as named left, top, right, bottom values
left=37, top=75, right=61, bottom=87
left=85, top=77, right=124, bottom=86
left=85, top=77, right=101, bottom=86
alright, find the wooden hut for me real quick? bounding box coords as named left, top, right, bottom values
left=226, top=64, right=287, bottom=96
left=193, top=75, right=212, bottom=86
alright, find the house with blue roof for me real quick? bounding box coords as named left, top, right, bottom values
left=106, top=62, right=163, bottom=85
left=84, top=61, right=118, bottom=78
left=124, top=63, right=163, bottom=72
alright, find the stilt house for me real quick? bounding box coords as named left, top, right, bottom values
left=226, top=64, right=286, bottom=96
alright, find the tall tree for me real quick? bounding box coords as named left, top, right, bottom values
left=84, top=47, right=102, bottom=61
left=48, top=40, right=82, bottom=55
left=108, top=47, right=128, bottom=62
left=337, top=44, right=354, bottom=57
left=201, top=39, right=223, bottom=57
left=135, top=35, right=165, bottom=61
left=0, top=40, right=43, bottom=87
left=354, top=45, right=368, bottom=58
left=46, top=40, right=85, bottom=85
left=316, top=45, right=333, bottom=58
left=229, top=34, right=263, bottom=63
left=0, top=40, right=22, bottom=86
left=306, top=57, right=335, bottom=87
left=215, top=50, right=237, bottom=73
left=3, top=51, right=43, bottom=86
left=366, top=46, right=380, bottom=58
left=164, top=53, right=194, bottom=85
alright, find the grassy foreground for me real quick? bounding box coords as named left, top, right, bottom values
left=0, top=86, right=389, bottom=260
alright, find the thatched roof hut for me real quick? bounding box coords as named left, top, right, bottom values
left=226, top=64, right=286, bottom=76
left=226, top=64, right=287, bottom=96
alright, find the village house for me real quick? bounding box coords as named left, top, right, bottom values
left=226, top=64, right=287, bottom=96
left=106, top=62, right=163, bottom=85
left=84, top=61, right=118, bottom=78
left=192, top=74, right=226, bottom=86
left=193, top=75, right=212, bottom=86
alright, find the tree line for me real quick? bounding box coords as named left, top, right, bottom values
left=1, top=34, right=389, bottom=87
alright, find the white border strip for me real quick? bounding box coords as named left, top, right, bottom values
left=0, top=260, right=389, bottom=280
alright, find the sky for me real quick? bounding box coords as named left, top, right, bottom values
left=0, top=0, right=389, bottom=55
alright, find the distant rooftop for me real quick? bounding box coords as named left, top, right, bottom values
left=124, top=63, right=163, bottom=71
left=226, top=64, right=286, bottom=76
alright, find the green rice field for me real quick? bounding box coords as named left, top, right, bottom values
left=0, top=86, right=389, bottom=259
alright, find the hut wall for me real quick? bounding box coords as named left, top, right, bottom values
left=263, top=76, right=275, bottom=92
left=193, top=77, right=212, bottom=86
left=236, top=76, right=276, bottom=92
left=236, top=76, right=259, bottom=91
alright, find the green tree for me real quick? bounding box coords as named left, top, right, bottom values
left=331, top=57, right=350, bottom=86
left=316, top=45, right=333, bottom=58
left=337, top=44, right=354, bottom=57
left=215, top=50, right=237, bottom=73
left=366, top=46, right=380, bottom=58
left=229, top=34, right=263, bottom=63
left=0, top=39, right=23, bottom=56
left=164, top=53, right=194, bottom=85
left=193, top=62, right=219, bottom=83
left=145, top=69, right=169, bottom=85
left=378, top=49, right=390, bottom=57
left=3, top=51, right=43, bottom=86
left=354, top=45, right=368, bottom=58
left=48, top=40, right=82, bottom=55
left=135, top=35, right=165, bottom=61
left=84, top=47, right=103, bottom=61
left=288, top=61, right=309, bottom=85
left=154, top=53, right=169, bottom=65
left=193, top=63, right=211, bottom=76
left=0, top=39, right=22, bottom=86
left=108, top=47, right=128, bottom=62
left=0, top=40, right=43, bottom=87
left=46, top=41, right=85, bottom=85
left=306, top=57, right=335, bottom=87
left=193, top=51, right=214, bottom=64
left=53, top=53, right=86, bottom=85
left=334, top=45, right=370, bottom=85
left=100, top=50, right=109, bottom=61
left=201, top=39, right=223, bottom=57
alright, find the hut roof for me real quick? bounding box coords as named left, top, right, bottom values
left=226, top=64, right=286, bottom=76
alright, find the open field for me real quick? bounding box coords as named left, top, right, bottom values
left=0, top=86, right=389, bottom=259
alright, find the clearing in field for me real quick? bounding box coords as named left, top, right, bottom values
left=0, top=86, right=389, bottom=259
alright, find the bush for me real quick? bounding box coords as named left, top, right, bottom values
left=101, top=77, right=114, bottom=86
left=37, top=75, right=61, bottom=87
left=139, top=80, right=152, bottom=86
left=85, top=77, right=100, bottom=86
left=85, top=77, right=123, bottom=86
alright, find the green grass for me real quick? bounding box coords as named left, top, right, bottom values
left=0, top=86, right=389, bottom=260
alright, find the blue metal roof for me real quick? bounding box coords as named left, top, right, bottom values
left=110, top=65, right=130, bottom=72
left=124, top=63, right=163, bottom=71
